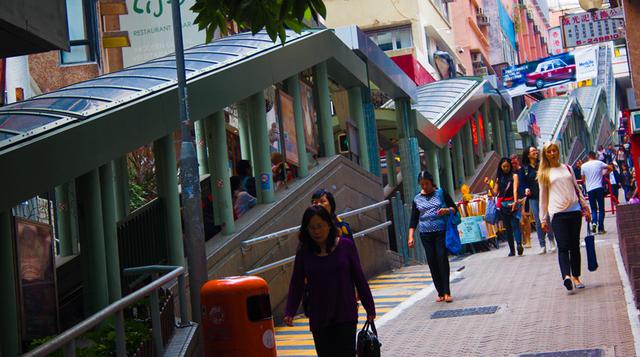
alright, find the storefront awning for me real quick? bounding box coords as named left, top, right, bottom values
left=413, top=78, right=488, bottom=148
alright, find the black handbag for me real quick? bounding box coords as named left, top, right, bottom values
left=357, top=321, right=381, bottom=357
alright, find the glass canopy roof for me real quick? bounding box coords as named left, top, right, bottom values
left=0, top=30, right=309, bottom=150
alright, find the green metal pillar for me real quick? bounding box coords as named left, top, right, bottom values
left=0, top=210, right=20, bottom=356
left=482, top=103, right=492, bottom=153
left=76, top=169, right=109, bottom=315
left=502, top=110, right=512, bottom=157
left=426, top=148, right=440, bottom=187
left=498, top=113, right=508, bottom=157
left=237, top=101, right=252, bottom=161
left=55, top=182, right=74, bottom=256
left=475, top=112, right=485, bottom=160
left=153, top=135, right=185, bottom=267
left=492, top=106, right=504, bottom=157
left=195, top=119, right=209, bottom=176
left=113, top=156, right=129, bottom=220
left=204, top=112, right=235, bottom=234
left=99, top=162, right=122, bottom=302
left=249, top=90, right=275, bottom=204
left=386, top=149, right=398, bottom=187
left=313, top=62, right=336, bottom=157
left=286, top=75, right=309, bottom=178
left=452, top=133, right=465, bottom=188
left=441, top=146, right=455, bottom=195
left=348, top=86, right=370, bottom=170
left=394, top=98, right=419, bottom=203
left=462, top=121, right=476, bottom=176
left=68, top=180, right=81, bottom=252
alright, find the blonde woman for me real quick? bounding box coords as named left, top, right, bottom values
left=538, top=142, right=592, bottom=292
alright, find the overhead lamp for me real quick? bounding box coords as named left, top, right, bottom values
left=578, top=0, right=603, bottom=12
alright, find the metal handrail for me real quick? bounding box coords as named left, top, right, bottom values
left=24, top=265, right=189, bottom=357
left=244, top=220, right=392, bottom=276
left=241, top=200, right=389, bottom=247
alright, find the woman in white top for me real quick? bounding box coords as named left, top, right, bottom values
left=538, top=142, right=592, bottom=292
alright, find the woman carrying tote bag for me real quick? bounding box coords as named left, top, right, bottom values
left=538, top=142, right=592, bottom=292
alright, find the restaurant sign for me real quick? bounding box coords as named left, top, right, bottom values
left=561, top=8, right=625, bottom=48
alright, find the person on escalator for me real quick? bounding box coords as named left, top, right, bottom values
left=311, top=189, right=354, bottom=241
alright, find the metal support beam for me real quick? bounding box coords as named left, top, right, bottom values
left=237, top=101, right=252, bottom=161
left=114, top=156, right=130, bottom=220
left=502, top=110, right=512, bottom=157
left=76, top=169, right=110, bottom=315
left=0, top=210, right=20, bottom=357
left=313, top=62, right=336, bottom=157
left=248, top=90, right=275, bottom=204
left=482, top=103, right=492, bottom=153
left=55, top=182, right=75, bottom=256
left=153, top=135, right=185, bottom=267
left=462, top=121, right=475, bottom=176
left=386, top=149, right=398, bottom=187
left=286, top=75, right=309, bottom=178
left=426, top=148, right=440, bottom=187
left=394, top=98, right=419, bottom=203
left=348, top=86, right=370, bottom=170
left=452, top=133, right=465, bottom=188
left=440, top=145, right=455, bottom=195
left=99, top=162, right=122, bottom=302
left=194, top=119, right=209, bottom=176
left=204, top=112, right=235, bottom=234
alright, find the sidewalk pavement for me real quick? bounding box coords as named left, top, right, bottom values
left=378, top=214, right=639, bottom=356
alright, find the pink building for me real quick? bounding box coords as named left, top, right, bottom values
left=450, top=0, right=493, bottom=76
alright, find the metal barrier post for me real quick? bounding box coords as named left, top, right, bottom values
left=177, top=274, right=190, bottom=326
left=149, top=273, right=164, bottom=356
left=114, top=310, right=126, bottom=357
left=391, top=192, right=408, bottom=265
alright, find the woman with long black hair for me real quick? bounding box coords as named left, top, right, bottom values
left=538, top=142, right=591, bottom=291
left=284, top=205, right=375, bottom=356
left=490, top=158, right=523, bottom=256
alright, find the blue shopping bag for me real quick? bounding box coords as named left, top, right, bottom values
left=485, top=198, right=499, bottom=225
left=446, top=212, right=462, bottom=255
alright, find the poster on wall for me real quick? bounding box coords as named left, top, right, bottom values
left=265, top=86, right=280, bottom=153
left=120, top=0, right=206, bottom=68
left=300, top=81, right=319, bottom=155
left=548, top=27, right=564, bottom=55
left=502, top=46, right=598, bottom=97
left=15, top=217, right=58, bottom=340
left=278, top=91, right=299, bottom=166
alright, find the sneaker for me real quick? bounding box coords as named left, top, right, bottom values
left=538, top=247, right=547, bottom=255
left=563, top=277, right=574, bottom=291
left=591, top=224, right=597, bottom=233
left=517, top=244, right=524, bottom=256
left=548, top=240, right=557, bottom=253
left=597, top=230, right=607, bottom=235
left=508, top=252, right=515, bottom=257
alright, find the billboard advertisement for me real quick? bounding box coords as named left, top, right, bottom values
left=502, top=46, right=598, bottom=97
left=278, top=91, right=299, bottom=166
left=120, top=0, right=206, bottom=68
left=561, top=8, right=625, bottom=49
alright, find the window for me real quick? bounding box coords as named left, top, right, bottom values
left=61, top=0, right=98, bottom=64
left=367, top=27, right=413, bottom=52
left=432, top=0, right=450, bottom=21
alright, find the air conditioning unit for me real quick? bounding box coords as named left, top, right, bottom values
left=471, top=52, right=482, bottom=64
left=518, top=0, right=525, bottom=6
left=526, top=10, right=534, bottom=21
left=475, top=66, right=489, bottom=76
left=477, top=14, right=489, bottom=26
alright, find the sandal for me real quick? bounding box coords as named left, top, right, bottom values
left=436, top=296, right=445, bottom=302
left=444, top=294, right=453, bottom=303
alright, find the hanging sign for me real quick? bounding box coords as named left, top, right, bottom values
left=561, top=8, right=625, bottom=48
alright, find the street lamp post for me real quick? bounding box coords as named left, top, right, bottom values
left=169, top=0, right=207, bottom=323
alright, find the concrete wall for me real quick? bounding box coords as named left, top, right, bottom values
left=204, top=155, right=392, bottom=320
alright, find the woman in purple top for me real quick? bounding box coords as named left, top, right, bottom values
left=284, top=205, right=376, bottom=356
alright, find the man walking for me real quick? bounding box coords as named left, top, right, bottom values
left=581, top=151, right=612, bottom=234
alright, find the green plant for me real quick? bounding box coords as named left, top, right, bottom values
left=128, top=145, right=158, bottom=211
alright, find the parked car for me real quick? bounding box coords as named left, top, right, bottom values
left=525, top=59, right=576, bottom=89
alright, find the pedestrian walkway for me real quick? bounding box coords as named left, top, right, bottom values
left=274, top=265, right=434, bottom=356
left=379, top=214, right=639, bottom=356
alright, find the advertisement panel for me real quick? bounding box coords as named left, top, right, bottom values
left=300, top=81, right=319, bottom=155
left=15, top=217, right=58, bottom=339
left=502, top=46, right=598, bottom=97
left=548, top=27, right=564, bottom=55
left=561, top=8, right=625, bottom=49
left=278, top=91, right=299, bottom=165
left=120, top=0, right=205, bottom=67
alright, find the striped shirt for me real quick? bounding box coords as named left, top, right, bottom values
left=409, top=189, right=456, bottom=233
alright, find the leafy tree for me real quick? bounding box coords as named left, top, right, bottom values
left=190, top=0, right=327, bottom=43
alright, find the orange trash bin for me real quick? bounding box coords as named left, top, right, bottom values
left=200, top=276, right=277, bottom=357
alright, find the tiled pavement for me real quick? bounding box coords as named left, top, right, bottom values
left=378, top=215, right=638, bottom=357
left=274, top=214, right=638, bottom=356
